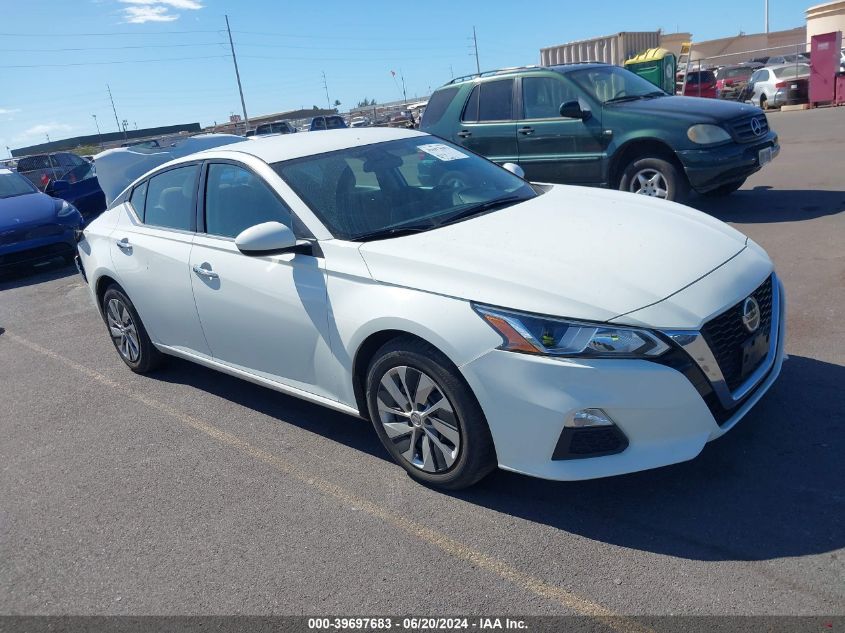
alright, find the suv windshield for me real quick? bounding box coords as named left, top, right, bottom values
left=564, top=66, right=666, bottom=103
left=0, top=171, right=38, bottom=199
left=274, top=136, right=536, bottom=241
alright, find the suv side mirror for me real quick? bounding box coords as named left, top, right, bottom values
left=235, top=221, right=298, bottom=256
left=502, top=162, right=525, bottom=179
left=560, top=100, right=590, bottom=120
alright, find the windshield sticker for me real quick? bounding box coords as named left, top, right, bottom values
left=418, top=143, right=469, bottom=161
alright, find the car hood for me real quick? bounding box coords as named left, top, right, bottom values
left=0, top=192, right=58, bottom=228
left=609, top=95, right=762, bottom=123
left=358, top=185, right=748, bottom=322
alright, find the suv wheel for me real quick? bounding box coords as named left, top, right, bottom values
left=365, top=337, right=496, bottom=489
left=619, top=156, right=689, bottom=203
left=101, top=285, right=164, bottom=373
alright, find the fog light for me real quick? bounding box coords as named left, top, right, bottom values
left=566, top=408, right=614, bottom=428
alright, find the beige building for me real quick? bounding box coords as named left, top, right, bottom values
left=806, top=0, right=845, bottom=42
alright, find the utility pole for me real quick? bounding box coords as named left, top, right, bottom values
left=91, top=114, right=102, bottom=146
left=322, top=71, right=331, bottom=110
left=472, top=26, right=480, bottom=74
left=107, top=84, right=127, bottom=140
left=225, top=14, right=249, bottom=129
left=764, top=0, right=769, bottom=33
left=400, top=69, right=408, bottom=105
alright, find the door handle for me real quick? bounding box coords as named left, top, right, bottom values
left=116, top=237, right=132, bottom=251
left=518, top=126, right=534, bottom=135
left=192, top=264, right=219, bottom=279
left=457, top=130, right=472, bottom=139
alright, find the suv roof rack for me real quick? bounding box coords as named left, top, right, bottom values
left=445, top=62, right=608, bottom=85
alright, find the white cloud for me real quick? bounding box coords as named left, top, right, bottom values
left=118, top=0, right=203, bottom=23
left=13, top=123, right=74, bottom=144
left=0, top=108, right=20, bottom=116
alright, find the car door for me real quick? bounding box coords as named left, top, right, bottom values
left=109, top=162, right=211, bottom=356
left=450, top=78, right=518, bottom=164
left=189, top=160, right=333, bottom=396
left=515, top=75, right=604, bottom=184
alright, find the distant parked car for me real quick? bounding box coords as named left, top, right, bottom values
left=388, top=111, right=416, bottom=128
left=678, top=70, right=717, bottom=98
left=16, top=152, right=88, bottom=191
left=254, top=120, right=297, bottom=136
left=0, top=167, right=83, bottom=270
left=349, top=116, right=371, bottom=128
left=714, top=64, right=761, bottom=100
left=743, top=63, right=810, bottom=109
left=44, top=160, right=107, bottom=221
left=309, top=115, right=347, bottom=131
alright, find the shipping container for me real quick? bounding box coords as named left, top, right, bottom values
left=540, top=31, right=660, bottom=67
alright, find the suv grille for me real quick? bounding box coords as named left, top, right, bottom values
left=701, top=276, right=774, bottom=391
left=728, top=114, right=769, bottom=143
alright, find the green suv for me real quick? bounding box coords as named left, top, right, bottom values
left=420, top=64, right=779, bottom=202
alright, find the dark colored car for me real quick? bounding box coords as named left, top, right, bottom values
left=679, top=70, right=718, bottom=98
left=254, top=120, right=297, bottom=136
left=16, top=152, right=88, bottom=191
left=0, top=168, right=84, bottom=270
left=715, top=64, right=761, bottom=100
left=421, top=64, right=779, bottom=202
left=44, top=160, right=107, bottom=221
left=309, top=115, right=347, bottom=131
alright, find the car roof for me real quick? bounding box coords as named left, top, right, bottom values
left=199, top=127, right=426, bottom=164
left=765, top=62, right=810, bottom=70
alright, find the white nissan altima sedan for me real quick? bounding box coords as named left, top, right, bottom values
left=76, top=128, right=785, bottom=489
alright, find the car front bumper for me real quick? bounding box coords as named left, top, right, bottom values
left=0, top=229, right=77, bottom=268
left=677, top=132, right=779, bottom=193
left=458, top=277, right=786, bottom=482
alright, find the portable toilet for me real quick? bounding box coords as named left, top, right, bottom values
left=624, top=48, right=677, bottom=93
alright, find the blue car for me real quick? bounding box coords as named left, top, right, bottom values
left=0, top=168, right=84, bottom=270
left=44, top=161, right=107, bottom=222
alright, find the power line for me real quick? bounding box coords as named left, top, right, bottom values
left=0, top=42, right=226, bottom=53
left=0, top=55, right=229, bottom=69
left=0, top=29, right=221, bottom=37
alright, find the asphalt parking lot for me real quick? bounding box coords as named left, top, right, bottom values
left=1, top=108, right=843, bottom=620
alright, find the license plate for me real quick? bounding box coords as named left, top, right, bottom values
left=741, top=333, right=769, bottom=379
left=758, top=147, right=773, bottom=166
left=791, top=84, right=798, bottom=90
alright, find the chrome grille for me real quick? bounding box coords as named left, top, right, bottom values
left=728, top=114, right=769, bottom=143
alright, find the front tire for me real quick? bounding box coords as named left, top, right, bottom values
left=101, top=285, right=164, bottom=373
left=365, top=337, right=496, bottom=489
left=619, top=156, right=689, bottom=203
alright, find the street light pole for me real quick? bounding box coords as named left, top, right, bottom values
left=765, top=0, right=769, bottom=33
left=92, top=114, right=102, bottom=147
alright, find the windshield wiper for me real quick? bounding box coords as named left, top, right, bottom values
left=605, top=91, right=666, bottom=103
left=438, top=195, right=526, bottom=227
left=352, top=224, right=433, bottom=242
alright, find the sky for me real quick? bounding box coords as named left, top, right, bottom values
left=1, top=0, right=812, bottom=153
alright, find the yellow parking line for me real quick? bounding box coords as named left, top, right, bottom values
left=5, top=331, right=653, bottom=633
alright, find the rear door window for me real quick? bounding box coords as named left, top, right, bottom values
left=143, top=165, right=199, bottom=231
left=461, top=79, right=514, bottom=122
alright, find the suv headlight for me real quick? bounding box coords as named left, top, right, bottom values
left=474, top=304, right=669, bottom=358
left=56, top=199, right=79, bottom=217
left=687, top=124, right=731, bottom=145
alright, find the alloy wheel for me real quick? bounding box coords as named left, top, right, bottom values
left=629, top=169, right=669, bottom=199
left=106, top=298, right=140, bottom=363
left=376, top=365, right=461, bottom=473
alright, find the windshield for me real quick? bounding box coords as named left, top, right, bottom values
left=565, top=66, right=666, bottom=103
left=0, top=171, right=37, bottom=199
left=774, top=64, right=810, bottom=78
left=723, top=67, right=754, bottom=79
left=273, top=136, right=536, bottom=241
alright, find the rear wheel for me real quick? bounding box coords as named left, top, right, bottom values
left=365, top=337, right=496, bottom=489
left=101, top=285, right=163, bottom=373
left=702, top=178, right=746, bottom=197
left=619, top=156, right=689, bottom=203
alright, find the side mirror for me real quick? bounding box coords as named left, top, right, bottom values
left=502, top=162, right=525, bottom=179
left=47, top=179, right=70, bottom=194
left=560, top=100, right=590, bottom=120
left=235, top=221, right=298, bottom=256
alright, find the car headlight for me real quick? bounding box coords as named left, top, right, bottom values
left=474, top=304, right=669, bottom=358
left=56, top=199, right=79, bottom=217
left=687, top=124, right=732, bottom=145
